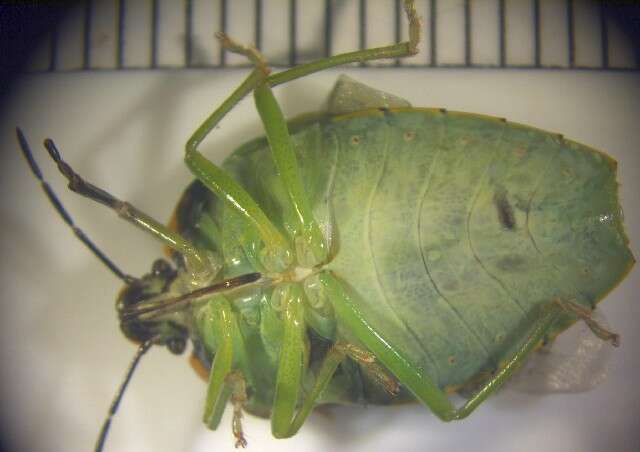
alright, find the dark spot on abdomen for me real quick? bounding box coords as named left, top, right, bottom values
left=493, top=188, right=516, bottom=230
left=496, top=255, right=526, bottom=272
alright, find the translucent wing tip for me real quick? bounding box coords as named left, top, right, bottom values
left=327, top=75, right=412, bottom=115
left=508, top=311, right=615, bottom=395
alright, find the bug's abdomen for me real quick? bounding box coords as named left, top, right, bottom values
left=218, top=109, right=633, bottom=393
left=323, top=109, right=634, bottom=391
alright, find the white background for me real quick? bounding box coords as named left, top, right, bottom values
left=1, top=2, right=639, bottom=452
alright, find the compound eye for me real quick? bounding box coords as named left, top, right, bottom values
left=151, top=258, right=174, bottom=278
left=166, top=337, right=187, bottom=355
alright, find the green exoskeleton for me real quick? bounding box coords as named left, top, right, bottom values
left=17, top=0, right=634, bottom=450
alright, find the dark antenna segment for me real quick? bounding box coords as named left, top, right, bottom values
left=16, top=128, right=136, bottom=284
left=94, top=338, right=155, bottom=452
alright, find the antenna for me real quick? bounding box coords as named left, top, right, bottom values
left=94, top=338, right=155, bottom=452
left=16, top=127, right=136, bottom=284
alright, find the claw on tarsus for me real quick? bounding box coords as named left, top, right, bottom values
left=226, top=371, right=249, bottom=448
left=555, top=299, right=620, bottom=347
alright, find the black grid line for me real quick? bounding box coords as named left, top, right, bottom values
left=289, top=0, right=297, bottom=66
left=394, top=0, right=402, bottom=66
left=359, top=0, right=366, bottom=66
left=30, top=0, right=639, bottom=73
left=429, top=0, right=436, bottom=67
left=464, top=0, right=471, bottom=67
left=185, top=0, right=193, bottom=67
left=533, top=0, right=541, bottom=68
left=600, top=2, right=609, bottom=69
left=48, top=19, right=58, bottom=72
left=498, top=0, right=506, bottom=68
left=116, top=0, right=125, bottom=69
left=567, top=0, right=575, bottom=68
left=255, top=0, right=262, bottom=51
left=324, top=0, right=332, bottom=59
left=150, top=0, right=159, bottom=68
left=219, top=0, right=227, bottom=66
left=82, top=0, right=92, bottom=70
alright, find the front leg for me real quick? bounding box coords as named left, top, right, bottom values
left=195, top=295, right=237, bottom=428
left=226, top=371, right=249, bottom=448
left=270, top=282, right=307, bottom=438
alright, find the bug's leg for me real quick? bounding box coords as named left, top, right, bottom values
left=217, top=1, right=420, bottom=266
left=451, top=298, right=619, bottom=419
left=285, top=342, right=400, bottom=437
left=215, top=33, right=328, bottom=266
left=184, top=1, right=419, bottom=271
left=318, top=270, right=458, bottom=420
left=270, top=282, right=398, bottom=437
left=320, top=271, right=621, bottom=421
left=196, top=295, right=258, bottom=444
left=267, top=0, right=420, bottom=88
left=41, top=137, right=217, bottom=284
left=555, top=299, right=620, bottom=346
left=219, top=0, right=417, bottom=265
left=338, top=343, right=400, bottom=395
left=225, top=371, right=249, bottom=448
left=253, top=81, right=328, bottom=266
left=286, top=343, right=348, bottom=436
left=185, top=38, right=292, bottom=273
left=196, top=296, right=236, bottom=428
left=270, top=283, right=307, bottom=438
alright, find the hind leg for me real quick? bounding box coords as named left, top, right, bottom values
left=319, top=271, right=619, bottom=421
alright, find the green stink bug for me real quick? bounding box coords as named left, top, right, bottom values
left=5, top=1, right=640, bottom=450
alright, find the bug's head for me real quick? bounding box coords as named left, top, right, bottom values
left=116, top=258, right=189, bottom=355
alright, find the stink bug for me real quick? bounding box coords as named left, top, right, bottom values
left=5, top=1, right=639, bottom=451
